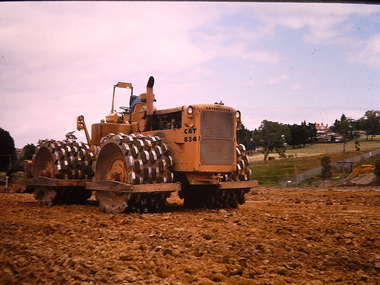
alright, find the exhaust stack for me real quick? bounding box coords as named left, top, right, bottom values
left=146, top=76, right=154, bottom=116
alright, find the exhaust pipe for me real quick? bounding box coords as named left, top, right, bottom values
left=146, top=76, right=154, bottom=116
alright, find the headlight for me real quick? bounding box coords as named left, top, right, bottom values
left=187, top=106, right=193, bottom=115
left=236, top=111, right=241, bottom=119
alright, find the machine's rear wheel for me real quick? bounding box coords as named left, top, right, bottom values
left=93, top=133, right=174, bottom=213
left=33, top=186, right=91, bottom=206
left=234, top=144, right=252, bottom=182
left=181, top=187, right=247, bottom=209
left=31, top=140, right=94, bottom=205
left=34, top=186, right=59, bottom=206
left=33, top=140, right=94, bottom=179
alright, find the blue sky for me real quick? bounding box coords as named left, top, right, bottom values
left=1, top=2, right=380, bottom=148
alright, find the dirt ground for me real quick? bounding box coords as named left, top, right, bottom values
left=0, top=185, right=379, bottom=285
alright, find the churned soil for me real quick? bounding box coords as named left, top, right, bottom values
left=0, top=186, right=380, bottom=285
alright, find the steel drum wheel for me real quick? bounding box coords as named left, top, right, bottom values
left=32, top=139, right=94, bottom=205
left=94, top=133, right=174, bottom=213
left=32, top=146, right=55, bottom=178
left=234, top=144, right=252, bottom=181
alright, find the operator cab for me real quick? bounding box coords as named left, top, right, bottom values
left=115, top=95, right=141, bottom=114
left=129, top=95, right=142, bottom=112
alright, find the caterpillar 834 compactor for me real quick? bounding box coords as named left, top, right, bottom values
left=25, top=76, right=257, bottom=213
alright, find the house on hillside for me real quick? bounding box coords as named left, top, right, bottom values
left=315, top=123, right=329, bottom=133
left=315, top=123, right=343, bottom=143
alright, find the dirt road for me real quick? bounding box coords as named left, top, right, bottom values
left=0, top=187, right=379, bottom=284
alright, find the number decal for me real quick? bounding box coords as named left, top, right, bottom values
left=184, top=136, right=197, bottom=143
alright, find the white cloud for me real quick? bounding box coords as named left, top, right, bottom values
left=243, top=50, right=285, bottom=64
left=291, top=83, right=302, bottom=90
left=346, top=33, right=380, bottom=69
left=269, top=4, right=380, bottom=69
left=265, top=74, right=289, bottom=86
left=0, top=2, right=213, bottom=78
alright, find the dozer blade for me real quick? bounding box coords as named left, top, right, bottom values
left=86, top=180, right=181, bottom=193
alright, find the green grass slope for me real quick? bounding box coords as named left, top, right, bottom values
left=249, top=136, right=380, bottom=186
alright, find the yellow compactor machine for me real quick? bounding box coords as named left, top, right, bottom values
left=25, top=76, right=257, bottom=213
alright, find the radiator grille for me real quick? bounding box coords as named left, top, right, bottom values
left=200, top=111, right=234, bottom=165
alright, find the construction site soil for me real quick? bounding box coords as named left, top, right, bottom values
left=1, top=185, right=379, bottom=285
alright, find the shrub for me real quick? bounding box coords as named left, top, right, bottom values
left=321, top=156, right=332, bottom=180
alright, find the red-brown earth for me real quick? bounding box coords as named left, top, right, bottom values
left=0, top=185, right=379, bottom=284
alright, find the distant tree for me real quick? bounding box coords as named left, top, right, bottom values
left=252, top=120, right=291, bottom=161
left=15, top=144, right=36, bottom=171
left=331, top=114, right=358, bottom=141
left=237, top=124, right=255, bottom=150
left=320, top=156, right=332, bottom=180
left=306, top=122, right=317, bottom=144
left=287, top=121, right=311, bottom=148
left=286, top=121, right=317, bottom=148
left=22, top=144, right=36, bottom=160
left=0, top=128, right=16, bottom=171
left=288, top=124, right=303, bottom=148
left=358, top=110, right=380, bottom=141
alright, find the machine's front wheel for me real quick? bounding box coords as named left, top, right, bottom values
left=93, top=133, right=174, bottom=213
